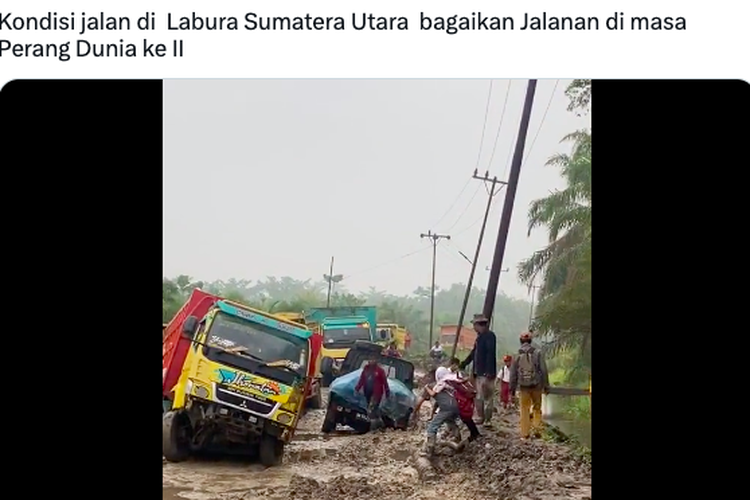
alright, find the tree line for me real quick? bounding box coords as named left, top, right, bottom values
left=518, top=79, right=591, bottom=387
left=162, top=274, right=531, bottom=356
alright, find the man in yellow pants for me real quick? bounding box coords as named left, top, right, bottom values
left=509, top=332, right=549, bottom=440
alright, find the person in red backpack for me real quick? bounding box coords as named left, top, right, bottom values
left=412, top=359, right=480, bottom=455
left=444, top=377, right=481, bottom=441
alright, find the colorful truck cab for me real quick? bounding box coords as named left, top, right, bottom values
left=306, top=307, right=377, bottom=386
left=163, top=300, right=313, bottom=466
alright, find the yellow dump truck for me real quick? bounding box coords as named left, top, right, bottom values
left=375, top=323, right=407, bottom=351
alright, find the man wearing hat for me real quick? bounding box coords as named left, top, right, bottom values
left=459, top=313, right=497, bottom=427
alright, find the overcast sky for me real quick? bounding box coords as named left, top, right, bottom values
left=163, top=79, right=590, bottom=299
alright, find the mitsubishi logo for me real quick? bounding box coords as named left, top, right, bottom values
left=240, top=400, right=247, bottom=408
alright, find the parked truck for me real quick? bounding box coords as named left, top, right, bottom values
left=305, top=306, right=377, bottom=386
left=162, top=298, right=314, bottom=466
left=274, top=311, right=323, bottom=409
left=375, top=323, right=408, bottom=351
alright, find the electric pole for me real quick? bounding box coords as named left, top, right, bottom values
left=324, top=256, right=343, bottom=307
left=451, top=171, right=506, bottom=358
left=485, top=266, right=509, bottom=330
left=483, top=79, right=538, bottom=322
left=420, top=231, right=450, bottom=349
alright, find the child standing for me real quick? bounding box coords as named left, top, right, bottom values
left=499, top=354, right=512, bottom=410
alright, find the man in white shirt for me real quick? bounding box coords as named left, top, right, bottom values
left=499, top=354, right=512, bottom=410
left=429, top=341, right=444, bottom=360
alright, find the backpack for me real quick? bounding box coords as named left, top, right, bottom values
left=517, top=348, right=540, bottom=388
left=446, top=379, right=476, bottom=419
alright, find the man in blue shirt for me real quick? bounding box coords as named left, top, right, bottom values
left=459, top=314, right=497, bottom=427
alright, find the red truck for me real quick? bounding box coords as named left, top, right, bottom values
left=162, top=289, right=223, bottom=410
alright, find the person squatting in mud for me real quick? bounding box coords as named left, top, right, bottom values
left=355, top=358, right=390, bottom=424
left=412, top=359, right=480, bottom=456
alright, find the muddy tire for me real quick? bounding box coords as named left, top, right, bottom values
left=259, top=435, right=284, bottom=467
left=321, top=403, right=337, bottom=433
left=308, top=383, right=323, bottom=409
left=321, top=358, right=334, bottom=387
left=163, top=410, right=191, bottom=462
left=353, top=422, right=370, bottom=434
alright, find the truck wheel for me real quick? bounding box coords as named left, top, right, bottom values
left=163, top=410, right=191, bottom=462
left=353, top=422, right=370, bottom=435
left=259, top=435, right=284, bottom=467
left=321, top=358, right=333, bottom=387
left=321, top=403, right=337, bottom=433
left=308, top=383, right=323, bottom=409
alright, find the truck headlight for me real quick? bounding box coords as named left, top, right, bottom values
left=194, top=385, right=209, bottom=399
left=277, top=413, right=293, bottom=425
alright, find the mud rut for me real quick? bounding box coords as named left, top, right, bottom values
left=163, top=389, right=592, bottom=500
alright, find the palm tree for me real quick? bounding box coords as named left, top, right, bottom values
left=517, top=126, right=591, bottom=366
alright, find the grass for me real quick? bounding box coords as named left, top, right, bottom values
left=548, top=367, right=591, bottom=421
left=542, top=423, right=591, bottom=464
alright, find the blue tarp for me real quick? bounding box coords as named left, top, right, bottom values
left=329, top=368, right=416, bottom=421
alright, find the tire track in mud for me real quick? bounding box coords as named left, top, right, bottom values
left=163, top=389, right=591, bottom=500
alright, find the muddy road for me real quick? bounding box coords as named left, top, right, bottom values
left=163, top=390, right=591, bottom=500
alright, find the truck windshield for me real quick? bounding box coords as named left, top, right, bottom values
left=324, top=327, right=370, bottom=344
left=207, top=312, right=307, bottom=374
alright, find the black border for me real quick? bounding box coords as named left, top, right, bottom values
left=593, top=79, right=748, bottom=493
left=1, top=80, right=162, bottom=494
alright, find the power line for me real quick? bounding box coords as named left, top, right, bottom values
left=431, top=177, right=471, bottom=230
left=474, top=80, right=494, bottom=171
left=344, top=245, right=432, bottom=280
left=523, top=79, right=560, bottom=165
left=452, top=184, right=506, bottom=237
left=486, top=80, right=512, bottom=171
left=445, top=181, right=482, bottom=232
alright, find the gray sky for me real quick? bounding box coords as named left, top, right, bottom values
left=163, top=79, right=590, bottom=299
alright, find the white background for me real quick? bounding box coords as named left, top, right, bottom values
left=1, top=0, right=747, bottom=84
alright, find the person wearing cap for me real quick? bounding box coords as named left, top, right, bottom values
left=459, top=313, right=497, bottom=427
left=499, top=354, right=513, bottom=410
left=509, top=331, right=550, bottom=440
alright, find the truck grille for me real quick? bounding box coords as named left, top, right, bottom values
left=215, top=384, right=275, bottom=415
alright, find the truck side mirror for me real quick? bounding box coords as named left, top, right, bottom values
left=182, top=316, right=199, bottom=338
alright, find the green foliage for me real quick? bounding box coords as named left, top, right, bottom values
left=519, top=79, right=591, bottom=380
left=162, top=274, right=530, bottom=357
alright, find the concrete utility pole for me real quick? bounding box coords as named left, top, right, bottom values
left=484, top=266, right=509, bottom=330
left=483, top=79, right=538, bottom=322
left=420, top=231, right=451, bottom=348
left=451, top=170, right=506, bottom=358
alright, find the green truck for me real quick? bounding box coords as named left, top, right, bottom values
left=305, top=306, right=377, bottom=386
